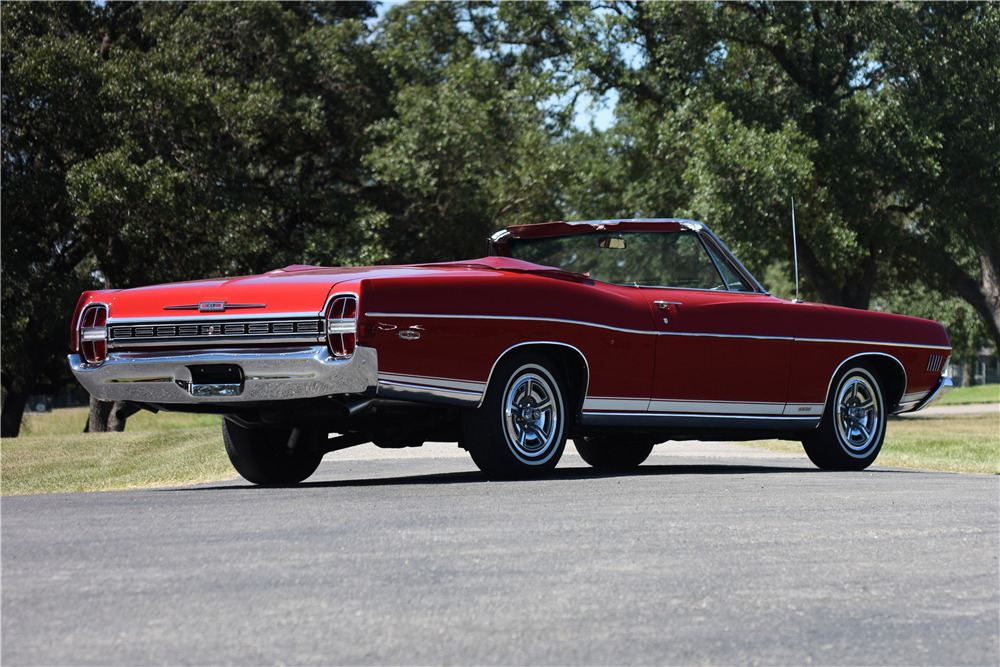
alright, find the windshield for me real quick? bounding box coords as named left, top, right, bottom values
left=506, top=230, right=754, bottom=291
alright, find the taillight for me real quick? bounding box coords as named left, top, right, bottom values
left=325, top=295, right=357, bottom=358
left=79, top=305, right=109, bottom=364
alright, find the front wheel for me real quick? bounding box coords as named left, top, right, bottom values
left=222, top=417, right=324, bottom=485
left=802, top=363, right=886, bottom=471
left=462, top=352, right=568, bottom=479
left=574, top=436, right=656, bottom=470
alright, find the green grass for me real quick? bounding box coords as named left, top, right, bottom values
left=2, top=409, right=232, bottom=496
left=748, top=412, right=999, bottom=475
left=940, top=383, right=1000, bottom=405
left=3, top=395, right=998, bottom=496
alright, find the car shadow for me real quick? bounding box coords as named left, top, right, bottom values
left=168, top=460, right=924, bottom=493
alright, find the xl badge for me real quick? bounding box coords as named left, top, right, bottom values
left=199, top=301, right=226, bottom=312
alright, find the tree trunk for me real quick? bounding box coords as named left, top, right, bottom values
left=85, top=396, right=128, bottom=433
left=1, top=390, right=28, bottom=438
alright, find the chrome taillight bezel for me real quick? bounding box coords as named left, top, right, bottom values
left=79, top=304, right=109, bottom=364
left=325, top=294, right=358, bottom=359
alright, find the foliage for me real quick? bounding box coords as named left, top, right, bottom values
left=365, top=2, right=570, bottom=262
left=2, top=1, right=391, bottom=435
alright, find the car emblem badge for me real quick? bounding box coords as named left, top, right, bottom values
left=163, top=302, right=266, bottom=312
left=199, top=301, right=226, bottom=312
left=399, top=330, right=421, bottom=341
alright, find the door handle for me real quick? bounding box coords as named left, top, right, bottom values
left=653, top=301, right=682, bottom=323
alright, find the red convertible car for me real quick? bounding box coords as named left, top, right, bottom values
left=69, top=219, right=952, bottom=483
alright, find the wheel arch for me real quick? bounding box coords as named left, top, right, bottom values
left=826, top=352, right=906, bottom=409
left=481, top=342, right=590, bottom=416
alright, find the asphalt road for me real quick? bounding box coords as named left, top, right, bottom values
left=3, top=441, right=998, bottom=666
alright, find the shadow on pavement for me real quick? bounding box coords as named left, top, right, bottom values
left=169, top=460, right=925, bottom=492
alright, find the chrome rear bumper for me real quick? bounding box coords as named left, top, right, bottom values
left=69, top=345, right=378, bottom=405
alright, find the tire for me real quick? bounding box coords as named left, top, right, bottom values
left=222, top=417, right=323, bottom=485
left=463, top=352, right=568, bottom=479
left=802, top=362, right=886, bottom=471
left=574, top=436, right=655, bottom=470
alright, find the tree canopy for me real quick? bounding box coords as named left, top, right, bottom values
left=2, top=0, right=997, bottom=436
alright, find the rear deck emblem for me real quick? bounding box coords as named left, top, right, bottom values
left=199, top=301, right=226, bottom=312
left=163, top=302, right=267, bottom=312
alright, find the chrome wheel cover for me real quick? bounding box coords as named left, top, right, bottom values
left=835, top=374, right=881, bottom=457
left=502, top=368, right=561, bottom=464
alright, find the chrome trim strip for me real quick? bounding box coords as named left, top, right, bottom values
left=376, top=380, right=481, bottom=406
left=580, top=411, right=820, bottom=430
left=366, top=312, right=653, bottom=336
left=581, top=410, right=819, bottom=421
left=69, top=345, right=377, bottom=404
left=895, top=376, right=954, bottom=415
left=582, top=397, right=650, bottom=412
left=479, top=341, right=591, bottom=410
left=163, top=303, right=267, bottom=311
left=378, top=373, right=486, bottom=395
left=824, top=352, right=907, bottom=416
left=585, top=396, right=824, bottom=417
left=662, top=331, right=795, bottom=341
left=107, top=311, right=322, bottom=324
left=697, top=226, right=768, bottom=294
left=74, top=302, right=110, bottom=348
left=107, top=317, right=325, bottom=349
left=647, top=399, right=786, bottom=416
left=327, top=318, right=357, bottom=335
left=363, top=312, right=952, bottom=350
left=782, top=403, right=825, bottom=417
left=794, top=337, right=952, bottom=352
left=109, top=334, right=324, bottom=348
left=81, top=326, right=108, bottom=342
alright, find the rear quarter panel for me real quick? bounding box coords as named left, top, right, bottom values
left=357, top=272, right=657, bottom=404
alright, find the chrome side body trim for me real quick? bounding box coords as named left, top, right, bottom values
left=794, top=337, right=952, bottom=352
left=580, top=411, right=821, bottom=430
left=363, top=312, right=952, bottom=350
left=582, top=397, right=650, bottom=412
left=377, top=373, right=485, bottom=406
left=824, top=352, right=907, bottom=415
left=647, top=399, right=786, bottom=416
left=479, top=341, right=591, bottom=409
left=69, top=345, right=378, bottom=404
left=366, top=312, right=653, bottom=336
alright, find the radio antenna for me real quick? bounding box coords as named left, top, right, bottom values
left=791, top=197, right=802, bottom=303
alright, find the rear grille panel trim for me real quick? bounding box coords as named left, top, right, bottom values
left=109, top=318, right=325, bottom=349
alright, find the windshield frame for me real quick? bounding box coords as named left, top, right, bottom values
left=489, top=219, right=767, bottom=294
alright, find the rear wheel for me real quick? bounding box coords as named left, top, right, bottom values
left=802, top=363, right=886, bottom=471
left=463, top=352, right=567, bottom=479
left=574, top=436, right=655, bottom=470
left=222, top=417, right=323, bottom=485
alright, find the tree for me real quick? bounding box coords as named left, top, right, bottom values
left=364, top=2, right=570, bottom=262
left=2, top=2, right=106, bottom=436
left=485, top=1, right=999, bottom=351
left=2, top=1, right=390, bottom=436
left=878, top=3, right=1000, bottom=353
